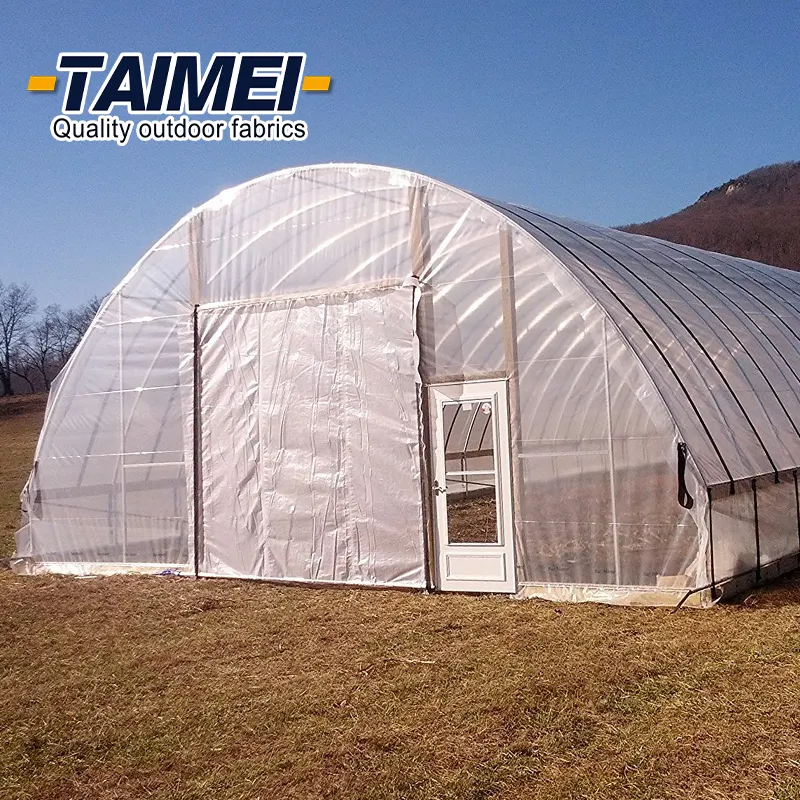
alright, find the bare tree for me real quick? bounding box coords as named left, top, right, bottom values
left=9, top=350, right=37, bottom=393
left=22, top=305, right=60, bottom=390
left=65, top=296, right=102, bottom=346
left=76, top=295, right=102, bottom=328
left=0, top=288, right=102, bottom=396
left=46, top=305, right=76, bottom=371
left=18, top=297, right=102, bottom=392
left=55, top=296, right=102, bottom=366
left=0, top=281, right=37, bottom=396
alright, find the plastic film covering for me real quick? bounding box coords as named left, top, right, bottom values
left=13, top=166, right=445, bottom=580
left=15, top=293, right=190, bottom=571
left=710, top=474, right=800, bottom=585
left=197, top=284, right=424, bottom=585
left=499, top=234, right=702, bottom=590
left=484, top=201, right=800, bottom=488
left=14, top=163, right=800, bottom=605
left=416, top=183, right=509, bottom=379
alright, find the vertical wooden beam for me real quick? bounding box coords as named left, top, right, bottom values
left=188, top=213, right=204, bottom=577
left=192, top=304, right=202, bottom=578
left=499, top=225, right=524, bottom=588
left=409, top=184, right=437, bottom=590
left=409, top=184, right=435, bottom=380
left=117, top=292, right=127, bottom=564
left=188, top=213, right=204, bottom=307
left=753, top=478, right=761, bottom=584
left=708, top=488, right=717, bottom=598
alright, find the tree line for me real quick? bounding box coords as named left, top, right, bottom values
left=622, top=162, right=800, bottom=273
left=0, top=281, right=101, bottom=396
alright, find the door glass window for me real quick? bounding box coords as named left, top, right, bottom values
left=442, top=399, right=499, bottom=544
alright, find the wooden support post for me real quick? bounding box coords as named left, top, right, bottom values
left=499, top=225, right=524, bottom=589
left=409, top=184, right=437, bottom=590
left=188, top=213, right=204, bottom=577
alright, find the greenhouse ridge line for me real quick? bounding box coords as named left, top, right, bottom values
left=583, top=224, right=800, bottom=447
left=655, top=240, right=800, bottom=357
left=485, top=199, right=735, bottom=489
left=503, top=202, right=783, bottom=482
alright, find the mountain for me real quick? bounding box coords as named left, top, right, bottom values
left=621, top=162, right=800, bottom=272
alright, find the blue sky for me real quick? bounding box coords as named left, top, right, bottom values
left=1, top=0, right=798, bottom=309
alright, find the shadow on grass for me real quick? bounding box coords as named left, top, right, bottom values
left=715, top=561, right=800, bottom=610
left=0, top=393, right=48, bottom=420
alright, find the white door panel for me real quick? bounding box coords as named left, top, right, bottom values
left=429, top=380, right=516, bottom=593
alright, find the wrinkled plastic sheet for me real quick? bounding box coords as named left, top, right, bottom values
left=516, top=582, right=712, bottom=608
left=197, top=283, right=425, bottom=586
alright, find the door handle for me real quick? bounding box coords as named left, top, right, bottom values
left=433, top=480, right=446, bottom=495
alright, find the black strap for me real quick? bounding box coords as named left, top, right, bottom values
left=677, top=442, right=694, bottom=509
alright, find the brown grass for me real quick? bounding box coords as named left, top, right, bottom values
left=446, top=491, right=498, bottom=543
left=0, top=394, right=47, bottom=562
left=3, top=394, right=800, bottom=799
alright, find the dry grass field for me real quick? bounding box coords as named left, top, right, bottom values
left=3, top=395, right=800, bottom=799
left=0, top=395, right=48, bottom=562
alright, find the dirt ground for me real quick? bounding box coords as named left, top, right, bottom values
left=4, top=394, right=800, bottom=800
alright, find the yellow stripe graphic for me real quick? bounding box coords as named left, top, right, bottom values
left=302, top=75, right=331, bottom=92
left=28, top=76, right=57, bottom=91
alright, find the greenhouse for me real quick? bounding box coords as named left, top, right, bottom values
left=14, top=163, right=800, bottom=606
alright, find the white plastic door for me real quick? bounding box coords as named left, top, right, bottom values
left=429, top=380, right=516, bottom=593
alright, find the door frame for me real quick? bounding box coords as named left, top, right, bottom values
left=427, top=379, right=517, bottom=594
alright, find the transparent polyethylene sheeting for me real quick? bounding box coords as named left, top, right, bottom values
left=514, top=314, right=702, bottom=589
left=14, top=163, right=800, bottom=604
left=485, top=200, right=800, bottom=488
left=15, top=293, right=190, bottom=570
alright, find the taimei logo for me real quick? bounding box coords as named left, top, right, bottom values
left=28, top=52, right=332, bottom=146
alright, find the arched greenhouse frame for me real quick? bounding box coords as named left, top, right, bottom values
left=14, top=164, right=800, bottom=606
